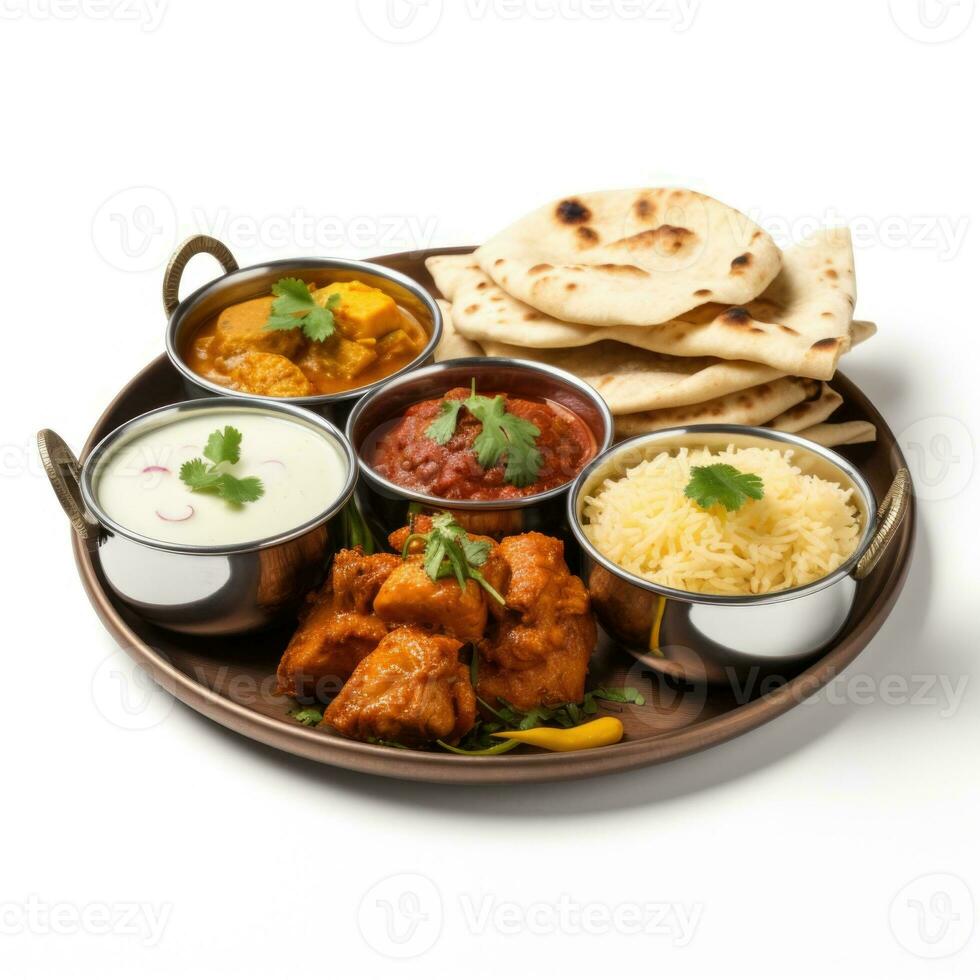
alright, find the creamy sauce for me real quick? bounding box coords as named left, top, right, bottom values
left=94, top=410, right=347, bottom=547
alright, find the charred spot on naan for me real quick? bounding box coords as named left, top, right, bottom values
left=730, top=253, right=753, bottom=274
left=720, top=306, right=753, bottom=327
left=633, top=196, right=657, bottom=221
left=528, top=263, right=553, bottom=275
left=555, top=199, right=592, bottom=224
left=592, top=263, right=649, bottom=278
left=610, top=225, right=696, bottom=255
left=575, top=226, right=600, bottom=247
left=811, top=337, right=842, bottom=352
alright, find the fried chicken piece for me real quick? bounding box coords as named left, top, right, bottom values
left=476, top=532, right=596, bottom=712
left=374, top=564, right=488, bottom=643
left=276, top=548, right=401, bottom=699
left=323, top=627, right=476, bottom=747
left=377, top=517, right=509, bottom=642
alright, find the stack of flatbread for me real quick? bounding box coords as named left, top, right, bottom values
left=428, top=188, right=876, bottom=447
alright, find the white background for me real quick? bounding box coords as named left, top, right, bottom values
left=3, top=1, right=978, bottom=977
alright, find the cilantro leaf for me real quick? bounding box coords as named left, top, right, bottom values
left=179, top=430, right=265, bottom=507
left=288, top=706, right=323, bottom=727
left=422, top=380, right=543, bottom=488
left=203, top=426, right=242, bottom=466
left=684, top=463, right=764, bottom=512
left=263, top=278, right=340, bottom=343
left=426, top=400, right=464, bottom=445
left=402, top=512, right=505, bottom=606
left=215, top=474, right=264, bottom=505
left=179, top=458, right=222, bottom=492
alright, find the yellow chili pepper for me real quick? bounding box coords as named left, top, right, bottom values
left=491, top=716, right=624, bottom=752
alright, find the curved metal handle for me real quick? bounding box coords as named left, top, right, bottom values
left=162, top=234, right=239, bottom=317
left=37, top=429, right=99, bottom=543
left=855, top=467, right=911, bottom=580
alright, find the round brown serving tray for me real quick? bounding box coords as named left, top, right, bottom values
left=70, top=248, right=915, bottom=784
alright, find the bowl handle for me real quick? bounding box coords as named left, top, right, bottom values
left=162, top=234, right=239, bottom=317
left=37, top=429, right=100, bottom=543
left=854, top=467, right=911, bottom=580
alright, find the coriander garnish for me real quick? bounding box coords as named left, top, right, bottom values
left=263, top=278, right=341, bottom=343
left=426, top=380, right=543, bottom=488
left=401, top=512, right=505, bottom=605
left=179, top=426, right=265, bottom=506
left=684, top=463, right=764, bottom=512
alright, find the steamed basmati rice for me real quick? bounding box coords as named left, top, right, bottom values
left=583, top=445, right=861, bottom=595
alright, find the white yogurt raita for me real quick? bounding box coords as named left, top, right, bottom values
left=94, top=409, right=347, bottom=547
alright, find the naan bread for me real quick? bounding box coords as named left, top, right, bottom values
left=433, top=299, right=482, bottom=361
left=768, top=383, right=843, bottom=432
left=428, top=229, right=861, bottom=380
left=614, top=378, right=818, bottom=438
left=466, top=322, right=872, bottom=415
left=797, top=421, right=877, bottom=447
left=474, top=188, right=782, bottom=327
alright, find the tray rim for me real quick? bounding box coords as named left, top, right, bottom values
left=69, top=250, right=916, bottom=785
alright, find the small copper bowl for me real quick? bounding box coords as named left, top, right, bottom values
left=345, top=356, right=614, bottom=538
left=162, top=235, right=442, bottom=422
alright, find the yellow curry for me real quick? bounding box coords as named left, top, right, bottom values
left=183, top=279, right=429, bottom=398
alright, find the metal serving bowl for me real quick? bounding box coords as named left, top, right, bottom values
left=162, top=235, right=442, bottom=421
left=39, top=398, right=357, bottom=636
left=346, top=356, right=614, bottom=539
left=568, top=425, right=911, bottom=684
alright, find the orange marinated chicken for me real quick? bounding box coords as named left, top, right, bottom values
left=323, top=627, right=476, bottom=747
left=374, top=564, right=488, bottom=643
left=476, top=532, right=596, bottom=711
left=276, top=548, right=402, bottom=699
left=375, top=517, right=509, bottom=641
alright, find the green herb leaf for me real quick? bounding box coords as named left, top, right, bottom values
left=402, top=512, right=505, bottom=606
left=288, top=706, right=323, bottom=727
left=263, top=278, right=340, bottom=343
left=203, top=425, right=242, bottom=466
left=179, top=429, right=265, bottom=507
left=422, top=381, right=543, bottom=488
left=426, top=400, right=464, bottom=445
left=179, top=457, right=222, bottom=492
left=215, top=474, right=264, bottom=505
left=684, top=463, right=764, bottom=513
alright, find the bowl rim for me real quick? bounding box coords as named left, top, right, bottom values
left=79, top=396, right=358, bottom=556
left=164, top=255, right=443, bottom=406
left=345, top=355, right=616, bottom=511
left=567, top=424, right=879, bottom=607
